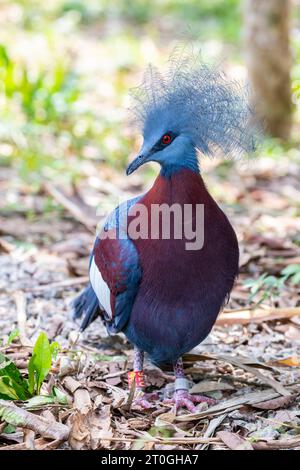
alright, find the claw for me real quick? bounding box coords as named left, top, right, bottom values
left=132, top=391, right=159, bottom=410
left=164, top=390, right=215, bottom=414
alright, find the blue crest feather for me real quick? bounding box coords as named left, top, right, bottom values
left=130, top=48, right=258, bottom=158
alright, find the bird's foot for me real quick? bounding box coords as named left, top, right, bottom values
left=132, top=391, right=159, bottom=409
left=128, top=369, right=158, bottom=409
left=164, top=390, right=216, bottom=414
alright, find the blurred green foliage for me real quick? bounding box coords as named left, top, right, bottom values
left=0, top=0, right=299, bottom=186
left=0, top=40, right=132, bottom=184
left=0, top=44, right=79, bottom=182
left=244, top=264, right=300, bottom=306
left=13, top=0, right=241, bottom=42
left=0, top=45, right=79, bottom=124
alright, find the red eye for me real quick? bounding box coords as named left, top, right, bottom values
left=162, top=134, right=171, bottom=145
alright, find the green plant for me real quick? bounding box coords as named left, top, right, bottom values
left=244, top=264, right=300, bottom=305
left=281, top=264, right=300, bottom=286
left=0, top=353, right=31, bottom=400
left=7, top=329, right=20, bottom=346
left=0, top=332, right=59, bottom=400
left=0, top=44, right=79, bottom=124
left=28, top=333, right=59, bottom=395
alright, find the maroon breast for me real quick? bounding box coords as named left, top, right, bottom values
left=124, top=169, right=239, bottom=363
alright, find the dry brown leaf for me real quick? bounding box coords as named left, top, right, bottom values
left=59, top=357, right=81, bottom=377
left=145, top=368, right=168, bottom=388
left=90, top=405, right=113, bottom=450
left=73, top=388, right=92, bottom=415
left=274, top=356, right=300, bottom=367
left=128, top=418, right=151, bottom=430
left=90, top=380, right=127, bottom=408
left=250, top=394, right=296, bottom=410
left=23, top=429, right=35, bottom=450
left=218, top=354, right=290, bottom=396
left=155, top=412, right=176, bottom=424
left=190, top=380, right=234, bottom=394
left=68, top=405, right=113, bottom=450
left=273, top=410, right=300, bottom=425
left=198, top=414, right=227, bottom=450
left=47, top=314, right=65, bottom=340
left=106, top=376, right=122, bottom=386
left=0, top=438, right=62, bottom=451
left=63, top=376, right=92, bottom=415
left=217, top=431, right=254, bottom=450
left=284, top=326, right=300, bottom=342
left=175, top=388, right=289, bottom=422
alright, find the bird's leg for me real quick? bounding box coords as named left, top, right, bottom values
left=128, top=347, right=158, bottom=409
left=164, top=358, right=215, bottom=413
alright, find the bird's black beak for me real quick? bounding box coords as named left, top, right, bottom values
left=126, top=154, right=148, bottom=175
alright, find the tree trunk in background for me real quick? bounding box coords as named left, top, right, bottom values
left=243, top=0, right=292, bottom=139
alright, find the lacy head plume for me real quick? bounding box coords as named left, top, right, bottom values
left=129, top=48, right=258, bottom=160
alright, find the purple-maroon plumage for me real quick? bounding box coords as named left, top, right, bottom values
left=124, top=169, right=239, bottom=364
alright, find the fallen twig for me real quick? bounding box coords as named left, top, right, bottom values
left=95, top=435, right=222, bottom=444
left=0, top=400, right=69, bottom=441
left=252, top=435, right=300, bottom=450
left=43, top=181, right=97, bottom=232
left=27, top=276, right=89, bottom=292
left=13, top=291, right=32, bottom=347
left=0, top=237, right=15, bottom=253
left=217, top=307, right=300, bottom=325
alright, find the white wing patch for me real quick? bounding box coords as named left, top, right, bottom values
left=89, top=257, right=112, bottom=318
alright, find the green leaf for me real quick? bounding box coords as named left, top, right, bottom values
left=281, top=264, right=300, bottom=286
left=281, top=264, right=300, bottom=276
left=0, top=377, right=19, bottom=400
left=291, top=272, right=300, bottom=286
left=3, top=424, right=15, bottom=434
left=52, top=387, right=68, bottom=405
left=28, top=332, right=52, bottom=395
left=7, top=329, right=20, bottom=345
left=0, top=358, right=30, bottom=400
left=24, top=388, right=68, bottom=409
left=23, top=395, right=56, bottom=409
left=27, top=353, right=36, bottom=396
left=50, top=341, right=59, bottom=361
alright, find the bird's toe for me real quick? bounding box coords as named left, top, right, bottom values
left=182, top=397, right=198, bottom=413
left=132, top=391, right=159, bottom=410
left=190, top=394, right=216, bottom=406
left=164, top=390, right=215, bottom=414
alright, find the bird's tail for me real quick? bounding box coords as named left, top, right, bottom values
left=72, top=283, right=102, bottom=332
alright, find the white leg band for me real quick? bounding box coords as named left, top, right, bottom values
left=175, top=377, right=189, bottom=391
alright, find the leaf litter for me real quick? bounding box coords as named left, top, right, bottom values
left=0, top=154, right=300, bottom=450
